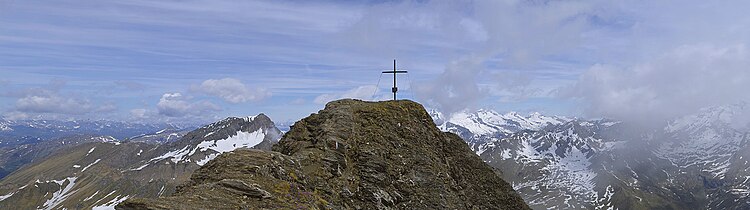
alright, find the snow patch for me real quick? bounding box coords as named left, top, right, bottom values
left=94, top=136, right=119, bottom=144
left=150, top=145, right=192, bottom=163
left=197, top=129, right=266, bottom=153
left=81, top=159, right=101, bottom=172
left=166, top=133, right=180, bottom=141
left=91, top=195, right=130, bottom=210
left=126, top=163, right=150, bottom=171
left=197, top=153, right=220, bottom=166
left=40, top=177, right=78, bottom=210
left=0, top=191, right=15, bottom=202
left=83, top=190, right=99, bottom=202
left=203, top=131, right=216, bottom=138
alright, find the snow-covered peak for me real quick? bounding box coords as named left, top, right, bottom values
left=435, top=109, right=571, bottom=136
left=148, top=113, right=282, bottom=167
left=502, top=111, right=524, bottom=119
left=447, top=111, right=506, bottom=135
left=666, top=102, right=748, bottom=133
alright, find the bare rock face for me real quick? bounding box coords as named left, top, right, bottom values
left=118, top=99, right=529, bottom=209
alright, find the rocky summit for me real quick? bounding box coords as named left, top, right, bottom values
left=119, top=99, right=529, bottom=209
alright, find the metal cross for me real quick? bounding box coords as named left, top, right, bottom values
left=382, top=59, right=408, bottom=100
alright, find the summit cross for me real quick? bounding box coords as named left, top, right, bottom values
left=382, top=59, right=408, bottom=100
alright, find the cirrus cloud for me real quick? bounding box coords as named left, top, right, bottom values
left=314, top=85, right=382, bottom=104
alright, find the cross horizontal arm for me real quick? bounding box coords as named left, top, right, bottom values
left=382, top=70, right=408, bottom=73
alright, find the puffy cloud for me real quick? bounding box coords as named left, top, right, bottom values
left=561, top=44, right=750, bottom=126
left=314, top=85, right=380, bottom=104
left=192, top=78, right=271, bottom=103
left=157, top=92, right=221, bottom=117
left=16, top=94, right=93, bottom=115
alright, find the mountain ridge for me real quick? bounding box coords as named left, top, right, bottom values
left=119, top=99, right=530, bottom=209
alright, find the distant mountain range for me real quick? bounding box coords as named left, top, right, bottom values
left=2, top=101, right=750, bottom=209
left=0, top=119, right=196, bottom=180
left=0, top=114, right=280, bottom=209
left=430, top=109, right=570, bottom=154
left=433, top=103, right=750, bottom=209
left=0, top=119, right=196, bottom=148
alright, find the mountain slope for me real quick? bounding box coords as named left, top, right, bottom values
left=120, top=99, right=529, bottom=209
left=0, top=135, right=121, bottom=179
left=0, top=114, right=280, bottom=209
left=451, top=104, right=750, bottom=209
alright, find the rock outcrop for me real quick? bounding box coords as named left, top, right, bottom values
left=119, top=99, right=529, bottom=209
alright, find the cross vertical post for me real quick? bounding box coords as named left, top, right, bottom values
left=392, top=59, right=396, bottom=100
left=382, top=59, right=408, bottom=100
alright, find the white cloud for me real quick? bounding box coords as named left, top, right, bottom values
left=4, top=79, right=121, bottom=118
left=561, top=44, right=750, bottom=125
left=314, top=85, right=380, bottom=104
left=16, top=94, right=93, bottom=115
left=192, top=78, right=271, bottom=103
left=157, top=92, right=221, bottom=117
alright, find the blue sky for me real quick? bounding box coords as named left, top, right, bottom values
left=2, top=0, right=750, bottom=125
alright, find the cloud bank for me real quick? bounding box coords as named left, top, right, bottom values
left=2, top=80, right=118, bottom=120
left=192, top=78, right=271, bottom=103
left=562, top=44, right=750, bottom=125
left=344, top=0, right=596, bottom=116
